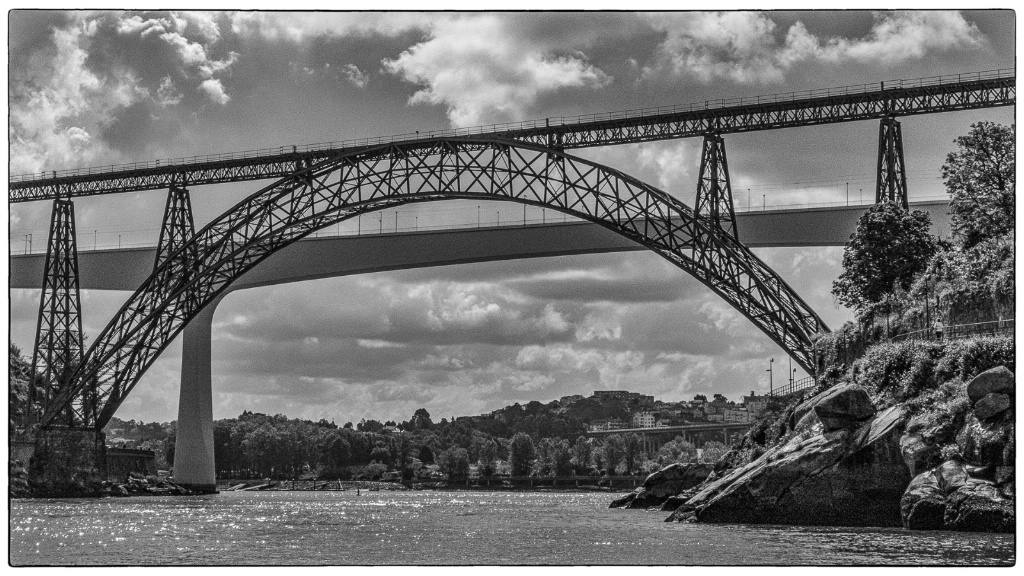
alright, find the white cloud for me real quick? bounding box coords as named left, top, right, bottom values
left=343, top=63, right=369, bottom=88
left=228, top=12, right=427, bottom=42
left=116, top=15, right=170, bottom=37
left=381, top=15, right=612, bottom=127
left=199, top=78, right=230, bottom=105
left=646, top=11, right=985, bottom=84
left=181, top=11, right=221, bottom=43
left=10, top=20, right=141, bottom=173
left=116, top=12, right=238, bottom=104
left=156, top=76, right=182, bottom=107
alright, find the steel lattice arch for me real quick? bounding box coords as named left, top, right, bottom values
left=43, top=137, right=829, bottom=428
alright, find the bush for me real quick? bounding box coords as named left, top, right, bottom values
left=849, top=337, right=1013, bottom=409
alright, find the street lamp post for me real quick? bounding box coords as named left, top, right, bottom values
left=767, top=358, right=774, bottom=395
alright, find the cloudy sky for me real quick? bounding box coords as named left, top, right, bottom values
left=7, top=10, right=1015, bottom=425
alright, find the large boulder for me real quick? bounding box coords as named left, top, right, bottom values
left=935, top=460, right=968, bottom=494
left=974, top=393, right=1012, bottom=421
left=610, top=463, right=713, bottom=509
left=900, top=460, right=1015, bottom=533
left=944, top=479, right=1015, bottom=533
left=957, top=411, right=1014, bottom=468
left=792, top=384, right=876, bottom=431
left=667, top=405, right=909, bottom=527
left=609, top=492, right=637, bottom=508
left=900, top=433, right=941, bottom=477
left=966, top=366, right=1014, bottom=404
left=900, top=471, right=946, bottom=530
left=626, top=463, right=712, bottom=509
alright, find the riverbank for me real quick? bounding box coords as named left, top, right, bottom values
left=612, top=339, right=1014, bottom=534
left=217, top=478, right=635, bottom=493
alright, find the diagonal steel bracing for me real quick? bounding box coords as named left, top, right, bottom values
left=42, top=138, right=830, bottom=429
left=29, top=198, right=90, bottom=427
left=876, top=117, right=909, bottom=209
left=155, top=184, right=198, bottom=269
left=694, top=133, right=738, bottom=239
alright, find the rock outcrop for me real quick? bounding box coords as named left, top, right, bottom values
left=899, top=367, right=1015, bottom=533
left=614, top=365, right=1015, bottom=533
left=609, top=463, right=712, bottom=509
left=666, top=403, right=909, bottom=526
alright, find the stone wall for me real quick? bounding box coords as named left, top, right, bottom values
left=27, top=428, right=107, bottom=497
left=107, top=447, right=157, bottom=481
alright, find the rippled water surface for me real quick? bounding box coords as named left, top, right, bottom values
left=10, top=491, right=1014, bottom=565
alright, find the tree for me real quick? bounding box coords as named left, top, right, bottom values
left=508, top=432, right=536, bottom=476
left=657, top=436, right=697, bottom=465
left=548, top=439, right=574, bottom=476
left=601, top=435, right=625, bottom=474
left=941, top=122, right=1015, bottom=250
left=410, top=408, right=434, bottom=430
left=699, top=441, right=729, bottom=464
left=571, top=437, right=593, bottom=474
left=436, top=446, right=470, bottom=480
left=832, top=202, right=937, bottom=316
left=622, top=433, right=642, bottom=475
left=477, top=438, right=498, bottom=476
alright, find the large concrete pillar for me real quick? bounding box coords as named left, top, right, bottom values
left=173, top=295, right=223, bottom=493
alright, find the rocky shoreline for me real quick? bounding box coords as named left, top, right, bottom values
left=611, top=366, right=1015, bottom=534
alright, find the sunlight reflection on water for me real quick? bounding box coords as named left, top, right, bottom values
left=9, top=490, right=1014, bottom=566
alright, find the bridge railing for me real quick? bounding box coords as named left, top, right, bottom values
left=891, top=319, right=1015, bottom=343
left=769, top=376, right=817, bottom=397
left=9, top=68, right=1012, bottom=185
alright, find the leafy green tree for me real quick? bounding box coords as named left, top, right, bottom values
left=548, top=438, right=574, bottom=476
left=657, top=436, right=697, bottom=465
left=410, top=408, right=434, bottom=430
left=941, top=122, right=1015, bottom=250
left=699, top=441, right=729, bottom=464
left=832, top=202, right=937, bottom=316
left=622, top=433, right=642, bottom=475
left=601, top=435, right=625, bottom=474
left=436, top=446, right=470, bottom=480
left=570, top=436, right=593, bottom=474
left=477, top=438, right=498, bottom=476
left=369, top=440, right=392, bottom=465
left=508, top=432, right=536, bottom=476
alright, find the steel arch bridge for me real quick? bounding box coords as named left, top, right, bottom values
left=44, top=137, right=828, bottom=428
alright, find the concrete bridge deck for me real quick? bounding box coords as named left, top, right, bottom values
left=10, top=200, right=950, bottom=292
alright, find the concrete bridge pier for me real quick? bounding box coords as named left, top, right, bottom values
left=172, top=295, right=223, bottom=494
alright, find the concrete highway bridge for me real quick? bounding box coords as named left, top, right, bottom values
left=585, top=421, right=755, bottom=453
left=9, top=68, right=1011, bottom=492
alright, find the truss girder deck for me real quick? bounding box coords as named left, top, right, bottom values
left=42, top=138, right=828, bottom=428
left=10, top=75, right=1014, bottom=203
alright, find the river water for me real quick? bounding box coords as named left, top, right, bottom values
left=9, top=490, right=1014, bottom=565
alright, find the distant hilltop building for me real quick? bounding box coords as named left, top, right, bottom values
left=589, top=418, right=629, bottom=431
left=631, top=412, right=658, bottom=428
left=743, top=391, right=770, bottom=416
left=559, top=394, right=586, bottom=406
left=592, top=390, right=655, bottom=404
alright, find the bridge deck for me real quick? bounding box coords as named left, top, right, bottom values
left=9, top=69, right=1013, bottom=203
left=9, top=201, right=952, bottom=292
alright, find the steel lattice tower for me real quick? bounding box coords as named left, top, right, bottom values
left=155, top=184, right=197, bottom=269
left=29, top=198, right=88, bottom=427
left=694, top=133, right=738, bottom=239
left=876, top=117, right=909, bottom=209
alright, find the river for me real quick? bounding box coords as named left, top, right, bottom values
left=9, top=490, right=1014, bottom=565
